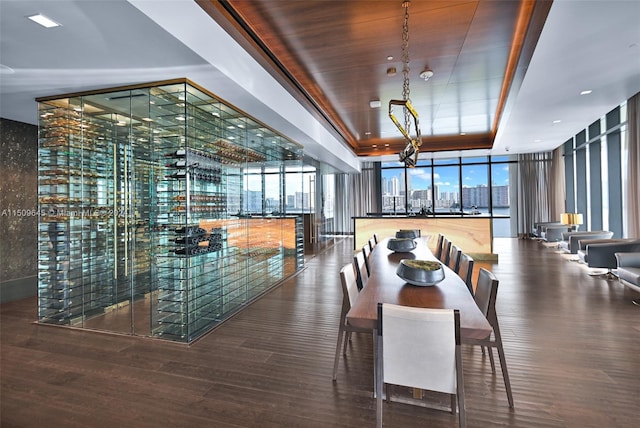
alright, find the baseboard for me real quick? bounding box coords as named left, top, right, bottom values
left=0, top=275, right=37, bottom=304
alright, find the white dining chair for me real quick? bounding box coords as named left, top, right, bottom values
left=467, top=268, right=514, bottom=408
left=369, top=236, right=377, bottom=252
left=448, top=244, right=461, bottom=272
left=353, top=251, right=369, bottom=290
left=333, top=264, right=372, bottom=380
left=440, top=238, right=452, bottom=266
left=434, top=234, right=445, bottom=260
left=457, top=252, right=475, bottom=296
left=376, top=303, right=466, bottom=428
left=362, top=245, right=371, bottom=276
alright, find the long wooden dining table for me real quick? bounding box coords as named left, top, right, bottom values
left=346, top=237, right=492, bottom=341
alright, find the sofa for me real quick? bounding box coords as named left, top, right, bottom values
left=615, top=252, right=640, bottom=292
left=578, top=240, right=640, bottom=278
left=532, top=221, right=562, bottom=238
left=541, top=224, right=571, bottom=242
left=559, top=231, right=614, bottom=254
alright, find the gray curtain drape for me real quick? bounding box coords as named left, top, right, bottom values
left=517, top=151, right=556, bottom=237
left=626, top=92, right=640, bottom=238
left=549, top=145, right=566, bottom=219
left=333, top=163, right=377, bottom=234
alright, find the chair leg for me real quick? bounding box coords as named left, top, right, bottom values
left=343, top=331, right=352, bottom=354
left=375, top=331, right=383, bottom=428
left=488, top=345, right=496, bottom=373
left=496, top=342, right=514, bottom=408
left=492, top=321, right=514, bottom=408
left=332, top=326, right=345, bottom=381
left=455, top=343, right=467, bottom=428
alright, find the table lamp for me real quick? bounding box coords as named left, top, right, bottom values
left=561, top=213, right=583, bottom=231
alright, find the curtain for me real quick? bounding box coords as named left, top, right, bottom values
left=333, top=163, right=377, bottom=234
left=517, top=152, right=554, bottom=237
left=334, top=173, right=350, bottom=234
left=549, top=146, right=566, bottom=219
left=626, top=92, right=640, bottom=238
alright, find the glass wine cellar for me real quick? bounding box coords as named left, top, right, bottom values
left=37, top=79, right=304, bottom=342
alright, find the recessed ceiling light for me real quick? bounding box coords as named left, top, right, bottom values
left=553, top=120, right=562, bottom=124
left=534, top=139, right=542, bottom=143
left=365, top=131, right=372, bottom=136
left=580, top=90, right=592, bottom=95
left=369, top=99, right=381, bottom=109
left=387, top=56, right=394, bottom=61
left=27, top=14, right=61, bottom=28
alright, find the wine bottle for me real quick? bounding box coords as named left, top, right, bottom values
left=173, top=246, right=201, bottom=256
left=173, top=236, right=202, bottom=245
left=174, top=226, right=206, bottom=237
left=165, top=160, right=187, bottom=168
left=164, top=148, right=186, bottom=158
left=165, top=171, right=187, bottom=179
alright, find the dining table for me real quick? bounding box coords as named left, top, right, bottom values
left=346, top=236, right=492, bottom=341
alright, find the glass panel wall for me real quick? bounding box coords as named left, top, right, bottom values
left=36, top=79, right=304, bottom=342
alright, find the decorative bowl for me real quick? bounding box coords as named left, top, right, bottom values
left=395, top=229, right=420, bottom=239
left=396, top=259, right=445, bottom=286
left=387, top=238, right=417, bottom=252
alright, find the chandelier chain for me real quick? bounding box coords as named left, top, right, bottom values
left=401, top=1, right=411, bottom=137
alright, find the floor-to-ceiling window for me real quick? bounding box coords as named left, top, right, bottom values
left=564, top=102, right=628, bottom=238
left=380, top=156, right=516, bottom=236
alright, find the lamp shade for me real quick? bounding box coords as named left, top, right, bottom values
left=572, top=213, right=583, bottom=225
left=561, top=213, right=583, bottom=225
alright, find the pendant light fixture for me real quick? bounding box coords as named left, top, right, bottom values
left=389, top=1, right=422, bottom=167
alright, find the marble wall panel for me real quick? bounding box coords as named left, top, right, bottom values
left=0, top=118, right=38, bottom=288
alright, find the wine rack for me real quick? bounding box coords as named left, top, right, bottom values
left=37, top=79, right=304, bottom=342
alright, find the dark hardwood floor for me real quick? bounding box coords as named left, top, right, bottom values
left=1, top=238, right=639, bottom=427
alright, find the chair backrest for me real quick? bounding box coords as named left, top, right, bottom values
left=369, top=237, right=377, bottom=252
left=373, top=233, right=380, bottom=244
left=378, top=303, right=460, bottom=394
left=457, top=253, right=475, bottom=296
left=362, top=245, right=371, bottom=276
left=448, top=244, right=461, bottom=272
left=434, top=234, right=445, bottom=259
left=353, top=251, right=369, bottom=290
left=339, top=263, right=360, bottom=311
left=441, top=239, right=451, bottom=265
left=474, top=268, right=499, bottom=323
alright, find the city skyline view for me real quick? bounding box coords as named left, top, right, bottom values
left=381, top=159, right=512, bottom=212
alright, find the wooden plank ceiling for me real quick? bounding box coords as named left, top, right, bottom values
left=200, top=0, right=546, bottom=158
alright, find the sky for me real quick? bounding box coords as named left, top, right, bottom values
left=382, top=158, right=511, bottom=194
